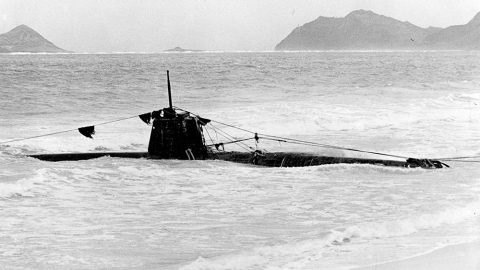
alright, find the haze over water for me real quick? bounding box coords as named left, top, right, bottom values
left=1, top=51, right=480, bottom=269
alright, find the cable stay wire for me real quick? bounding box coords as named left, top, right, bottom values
left=0, top=128, right=80, bottom=145
left=202, top=121, right=256, bottom=152
left=206, top=123, right=253, bottom=152
left=176, top=106, right=410, bottom=160
left=430, top=155, right=480, bottom=161
left=214, top=125, right=254, bottom=152
left=172, top=107, right=480, bottom=161
left=259, top=134, right=409, bottom=159
left=204, top=124, right=246, bottom=150
left=9, top=104, right=470, bottom=162
left=205, top=137, right=254, bottom=147
left=203, top=126, right=216, bottom=146
left=436, top=159, right=480, bottom=163
left=0, top=114, right=143, bottom=145
left=258, top=135, right=408, bottom=159
left=174, top=107, right=255, bottom=134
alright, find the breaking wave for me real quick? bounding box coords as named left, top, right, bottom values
left=0, top=168, right=49, bottom=198
left=180, top=200, right=480, bottom=270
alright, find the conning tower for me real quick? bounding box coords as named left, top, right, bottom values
left=147, top=71, right=208, bottom=160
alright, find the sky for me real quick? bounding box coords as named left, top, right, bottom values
left=1, top=0, right=479, bottom=52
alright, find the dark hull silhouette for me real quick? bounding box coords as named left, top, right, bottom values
left=29, top=151, right=406, bottom=167
left=28, top=71, right=447, bottom=169
left=28, top=150, right=441, bottom=169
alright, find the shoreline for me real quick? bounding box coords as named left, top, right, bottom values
left=351, top=240, right=480, bottom=270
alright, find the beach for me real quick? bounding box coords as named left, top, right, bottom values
left=353, top=241, right=480, bottom=270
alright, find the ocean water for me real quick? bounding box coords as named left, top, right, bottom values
left=1, top=51, right=480, bottom=269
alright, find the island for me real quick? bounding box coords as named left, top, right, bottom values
left=164, top=47, right=204, bottom=52
left=0, top=24, right=69, bottom=53
left=275, top=10, right=480, bottom=51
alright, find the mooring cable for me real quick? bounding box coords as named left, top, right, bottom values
left=205, top=137, right=254, bottom=147
left=203, top=125, right=216, bottom=146
left=175, top=106, right=410, bottom=159
left=436, top=159, right=480, bottom=163
left=259, top=134, right=409, bottom=159
left=0, top=128, right=80, bottom=145
left=207, top=123, right=253, bottom=152
left=205, top=123, right=252, bottom=152
left=431, top=155, right=480, bottom=160
left=0, top=114, right=141, bottom=145
left=7, top=105, right=463, bottom=162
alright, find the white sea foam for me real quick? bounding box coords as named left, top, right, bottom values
left=181, top=200, right=480, bottom=270
left=0, top=168, right=48, bottom=198
left=329, top=200, right=480, bottom=241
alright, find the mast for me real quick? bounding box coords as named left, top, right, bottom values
left=147, top=70, right=208, bottom=159
left=167, top=70, right=173, bottom=109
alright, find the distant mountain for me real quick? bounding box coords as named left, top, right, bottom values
left=275, top=10, right=480, bottom=50
left=424, top=12, right=480, bottom=49
left=0, top=25, right=69, bottom=53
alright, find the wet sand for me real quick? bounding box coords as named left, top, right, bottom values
left=352, top=240, right=480, bottom=270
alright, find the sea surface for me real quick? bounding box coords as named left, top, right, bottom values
left=1, top=51, right=480, bottom=269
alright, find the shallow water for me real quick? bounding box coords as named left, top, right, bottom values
left=1, top=51, right=480, bottom=269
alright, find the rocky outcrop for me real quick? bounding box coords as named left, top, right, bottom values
left=164, top=47, right=204, bottom=52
